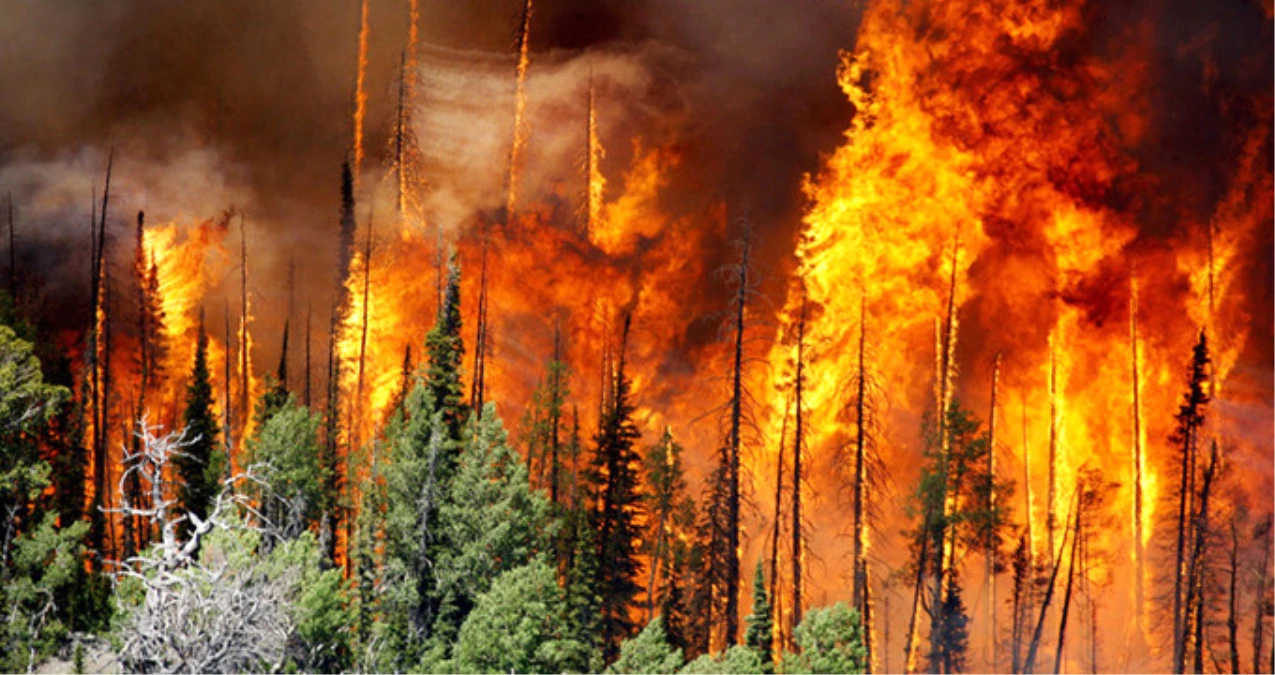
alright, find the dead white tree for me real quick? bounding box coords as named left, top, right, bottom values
left=109, top=419, right=304, bottom=674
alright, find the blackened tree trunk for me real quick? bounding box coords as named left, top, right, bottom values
left=791, top=292, right=806, bottom=636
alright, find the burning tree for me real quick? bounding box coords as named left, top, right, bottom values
left=903, top=401, right=1013, bottom=674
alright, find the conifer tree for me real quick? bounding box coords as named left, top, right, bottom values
left=380, top=383, right=449, bottom=666
left=590, top=315, right=645, bottom=661
left=605, top=616, right=684, bottom=675
left=745, top=560, right=774, bottom=673
left=563, top=503, right=605, bottom=670
left=426, top=255, right=466, bottom=443
left=432, top=403, right=550, bottom=646
left=1170, top=330, right=1211, bottom=673
left=644, top=428, right=688, bottom=620
left=254, top=324, right=291, bottom=432
left=247, top=396, right=327, bottom=540
left=906, top=402, right=1010, bottom=674
left=176, top=318, right=222, bottom=535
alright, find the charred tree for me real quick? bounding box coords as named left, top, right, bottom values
left=987, top=352, right=1002, bottom=672
left=791, top=292, right=807, bottom=637
left=1187, top=441, right=1219, bottom=673
left=1171, top=331, right=1211, bottom=674
left=1252, top=516, right=1272, bottom=675
left=470, top=227, right=490, bottom=419
left=237, top=216, right=250, bottom=452
left=1053, top=487, right=1083, bottom=675
left=1226, top=503, right=1242, bottom=675
left=87, top=151, right=113, bottom=562
left=354, top=207, right=374, bottom=449
left=1047, top=350, right=1059, bottom=570
left=720, top=221, right=755, bottom=646
left=844, top=292, right=883, bottom=670
left=769, top=393, right=790, bottom=652
left=1130, top=271, right=1146, bottom=634
left=589, top=315, right=645, bottom=661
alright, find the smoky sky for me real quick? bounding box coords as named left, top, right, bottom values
left=0, top=0, right=863, bottom=335
left=0, top=0, right=1269, bottom=367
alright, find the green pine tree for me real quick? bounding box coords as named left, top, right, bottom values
left=680, top=645, right=765, bottom=674
left=782, top=603, right=868, bottom=674
left=0, top=321, right=87, bottom=671
left=380, top=383, right=450, bottom=668
left=455, top=557, right=590, bottom=673
left=431, top=403, right=551, bottom=646
left=176, top=320, right=222, bottom=534
left=745, top=560, right=774, bottom=673
left=563, top=503, right=605, bottom=672
left=256, top=321, right=290, bottom=424
left=606, top=616, right=685, bottom=675
left=247, top=395, right=327, bottom=539
left=426, top=254, right=467, bottom=444
left=591, top=318, right=646, bottom=661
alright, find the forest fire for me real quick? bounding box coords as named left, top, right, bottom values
left=0, top=0, right=1269, bottom=672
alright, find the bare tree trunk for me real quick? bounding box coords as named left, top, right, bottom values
left=1189, top=442, right=1220, bottom=674
left=224, top=302, right=233, bottom=456
left=791, top=292, right=806, bottom=637
left=505, top=0, right=533, bottom=217
left=354, top=208, right=374, bottom=450
left=852, top=294, right=874, bottom=671
left=238, top=217, right=249, bottom=454
left=395, top=50, right=408, bottom=215
left=89, top=151, right=114, bottom=561
left=988, top=352, right=1001, bottom=672
left=1227, top=508, right=1240, bottom=675
left=1024, top=492, right=1076, bottom=674
left=724, top=223, right=751, bottom=645
left=1253, top=520, right=1272, bottom=675
left=549, top=320, right=562, bottom=506
left=1130, top=272, right=1146, bottom=636
left=1173, top=407, right=1200, bottom=673
left=1047, top=350, right=1059, bottom=570
left=1053, top=501, right=1081, bottom=675
left=1023, top=401, right=1035, bottom=563
left=583, top=72, right=601, bottom=239
left=470, top=233, right=489, bottom=418
left=928, top=238, right=960, bottom=672
left=770, top=393, right=789, bottom=652
left=903, top=501, right=933, bottom=674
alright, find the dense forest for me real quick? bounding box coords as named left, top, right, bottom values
left=0, top=0, right=1271, bottom=673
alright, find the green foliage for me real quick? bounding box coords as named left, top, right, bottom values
left=0, top=512, right=88, bottom=673
left=266, top=532, right=354, bottom=672
left=781, top=603, right=867, bottom=675
left=562, top=505, right=605, bottom=671
left=0, top=321, right=88, bottom=671
left=745, top=559, right=774, bottom=672
left=455, top=558, right=593, bottom=673
left=379, top=382, right=450, bottom=666
left=680, top=645, right=765, bottom=674
left=433, top=403, right=551, bottom=642
left=177, top=324, right=222, bottom=530
left=606, top=616, right=684, bottom=675
left=380, top=390, right=549, bottom=668
left=522, top=356, right=570, bottom=498
left=426, top=256, right=466, bottom=443
left=248, top=396, right=329, bottom=537
left=0, top=323, right=67, bottom=437
left=592, top=344, right=646, bottom=659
